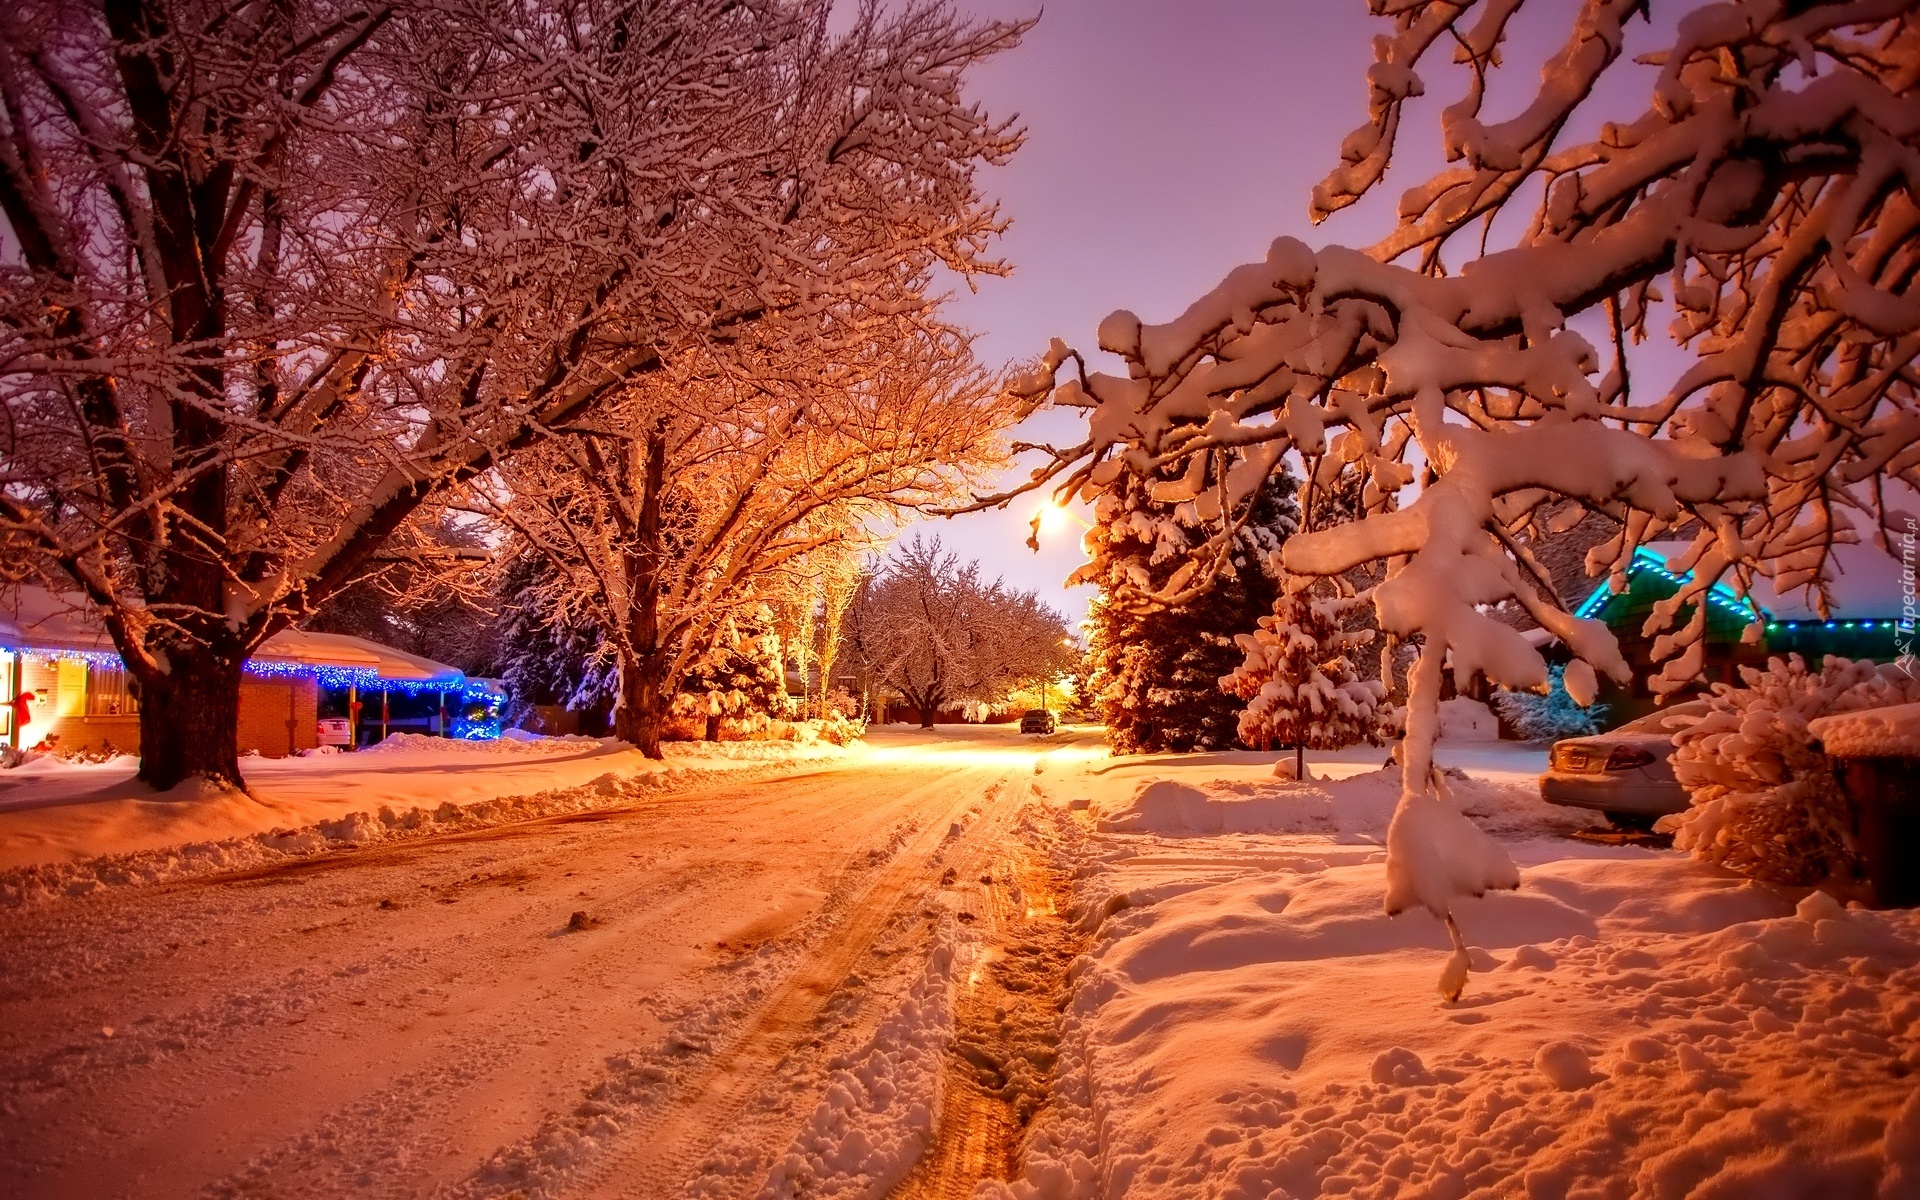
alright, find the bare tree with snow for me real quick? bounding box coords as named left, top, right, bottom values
left=845, top=536, right=1078, bottom=728
left=0, top=0, right=1025, bottom=787
left=482, top=334, right=1016, bottom=757
left=961, top=1, right=1920, bottom=981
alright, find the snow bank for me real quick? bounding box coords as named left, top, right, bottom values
left=1810, top=702, right=1920, bottom=759
left=0, top=738, right=848, bottom=903
left=361, top=729, right=603, bottom=754
left=1001, top=743, right=1920, bottom=1200
left=1093, top=765, right=1582, bottom=842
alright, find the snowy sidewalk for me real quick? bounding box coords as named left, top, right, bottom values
left=989, top=743, right=1920, bottom=1200
left=0, top=733, right=850, bottom=893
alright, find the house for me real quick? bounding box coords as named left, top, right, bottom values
left=1, top=590, right=474, bottom=757
left=1569, top=542, right=1903, bottom=721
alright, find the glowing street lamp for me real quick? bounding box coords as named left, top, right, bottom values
left=1037, top=499, right=1092, bottom=535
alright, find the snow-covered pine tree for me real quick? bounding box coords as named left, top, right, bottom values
left=492, top=554, right=617, bottom=729
left=1492, top=665, right=1607, bottom=743
left=1221, top=575, right=1392, bottom=779
left=1083, top=471, right=1297, bottom=753
left=673, top=609, right=791, bottom=741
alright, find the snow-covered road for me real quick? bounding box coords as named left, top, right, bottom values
left=0, top=727, right=1090, bottom=1199
left=13, top=728, right=1916, bottom=1200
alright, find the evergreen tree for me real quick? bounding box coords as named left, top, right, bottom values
left=673, top=607, right=791, bottom=740
left=1081, top=471, right=1298, bottom=753
left=492, top=553, right=616, bottom=729
left=1221, top=577, right=1392, bottom=778
left=1492, top=664, right=1607, bottom=742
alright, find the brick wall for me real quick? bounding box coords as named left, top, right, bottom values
left=237, top=678, right=319, bottom=757
left=11, top=658, right=139, bottom=756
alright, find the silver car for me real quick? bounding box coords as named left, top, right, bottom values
left=1540, top=701, right=1708, bottom=828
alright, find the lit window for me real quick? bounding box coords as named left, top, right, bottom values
left=86, top=664, right=138, bottom=716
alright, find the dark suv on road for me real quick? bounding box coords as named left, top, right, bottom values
left=1020, top=709, right=1057, bottom=734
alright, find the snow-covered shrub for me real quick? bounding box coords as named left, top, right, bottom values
left=1220, top=578, right=1391, bottom=752
left=1662, top=656, right=1920, bottom=887
left=1493, top=664, right=1607, bottom=742
left=816, top=712, right=867, bottom=746
left=43, top=743, right=127, bottom=765
left=823, top=687, right=862, bottom=720
left=1436, top=698, right=1498, bottom=742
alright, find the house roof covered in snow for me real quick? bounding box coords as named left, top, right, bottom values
left=0, top=588, right=464, bottom=686
left=1573, top=542, right=1902, bottom=622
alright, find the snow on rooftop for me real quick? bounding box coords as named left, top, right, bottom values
left=0, top=588, right=463, bottom=685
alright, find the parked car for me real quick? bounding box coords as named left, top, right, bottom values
left=1540, top=701, right=1709, bottom=828
left=1019, top=709, right=1058, bottom=735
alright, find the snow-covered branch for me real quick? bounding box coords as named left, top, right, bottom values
left=987, top=0, right=1920, bottom=942
left=0, top=0, right=1024, bottom=785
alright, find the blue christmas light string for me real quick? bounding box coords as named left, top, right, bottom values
left=0, top=646, right=477, bottom=695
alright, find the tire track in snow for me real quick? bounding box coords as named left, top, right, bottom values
left=892, top=806, right=1089, bottom=1200
left=545, top=766, right=1034, bottom=1199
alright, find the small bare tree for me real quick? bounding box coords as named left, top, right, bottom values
left=845, top=536, right=1079, bottom=728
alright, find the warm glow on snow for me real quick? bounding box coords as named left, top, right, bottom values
left=852, top=738, right=1105, bottom=770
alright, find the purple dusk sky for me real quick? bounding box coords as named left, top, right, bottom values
left=909, top=1, right=1681, bottom=626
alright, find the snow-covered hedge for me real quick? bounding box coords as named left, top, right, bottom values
left=1662, top=657, right=1920, bottom=887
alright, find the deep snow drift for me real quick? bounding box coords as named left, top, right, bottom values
left=988, top=745, right=1920, bottom=1200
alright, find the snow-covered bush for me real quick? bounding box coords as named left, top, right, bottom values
left=1663, top=656, right=1920, bottom=887
left=1494, top=665, right=1607, bottom=742
left=1220, top=578, right=1391, bottom=754
left=823, top=688, right=863, bottom=721
left=1436, top=698, right=1499, bottom=743
left=815, top=713, right=867, bottom=746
